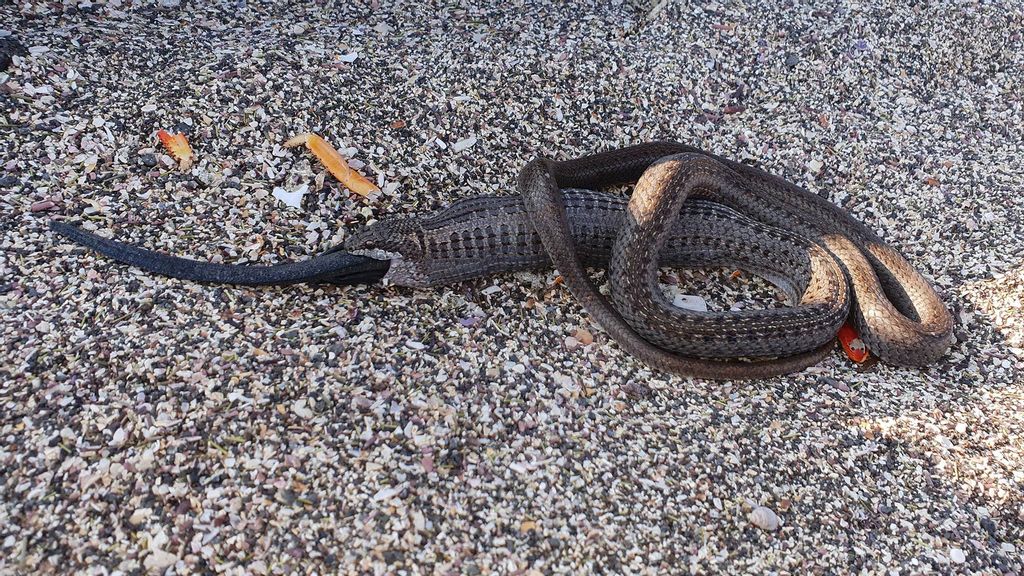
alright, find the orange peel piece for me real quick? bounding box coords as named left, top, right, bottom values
left=838, top=323, right=869, bottom=363
left=285, top=133, right=379, bottom=197
left=156, top=129, right=194, bottom=170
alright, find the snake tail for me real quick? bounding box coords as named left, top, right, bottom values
left=49, top=221, right=390, bottom=286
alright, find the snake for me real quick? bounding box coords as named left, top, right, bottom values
left=49, top=141, right=953, bottom=379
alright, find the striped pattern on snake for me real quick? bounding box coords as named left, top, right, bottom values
left=51, top=141, right=952, bottom=379
left=351, top=143, right=952, bottom=378
left=520, top=143, right=953, bottom=376
left=346, top=190, right=850, bottom=363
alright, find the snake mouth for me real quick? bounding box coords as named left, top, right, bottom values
left=49, top=221, right=390, bottom=287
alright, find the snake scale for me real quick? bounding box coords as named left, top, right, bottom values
left=51, top=141, right=953, bottom=379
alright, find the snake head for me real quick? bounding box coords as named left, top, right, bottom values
left=345, top=216, right=425, bottom=259
left=344, top=217, right=432, bottom=287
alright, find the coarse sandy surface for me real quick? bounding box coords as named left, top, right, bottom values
left=1, top=1, right=1022, bottom=574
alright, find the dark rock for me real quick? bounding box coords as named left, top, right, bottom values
left=785, top=53, right=800, bottom=68
left=139, top=154, right=157, bottom=167
left=0, top=175, right=19, bottom=188
left=980, top=516, right=997, bottom=537
left=818, top=376, right=849, bottom=392
left=0, top=38, right=28, bottom=72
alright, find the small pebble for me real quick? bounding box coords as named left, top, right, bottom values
left=574, top=328, right=594, bottom=346
left=451, top=136, right=478, bottom=152
left=291, top=400, right=314, bottom=419
left=820, top=376, right=850, bottom=392
left=749, top=506, right=781, bottom=530
left=143, top=550, right=178, bottom=572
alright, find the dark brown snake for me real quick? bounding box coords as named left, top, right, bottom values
left=51, top=141, right=954, bottom=379
left=510, top=143, right=952, bottom=378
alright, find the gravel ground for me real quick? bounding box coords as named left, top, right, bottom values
left=2, top=1, right=1023, bottom=574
